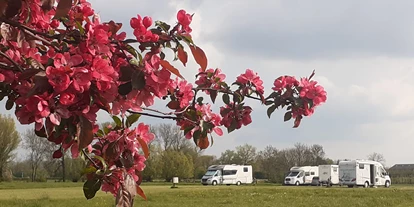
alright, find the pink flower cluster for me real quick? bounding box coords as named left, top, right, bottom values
left=220, top=103, right=252, bottom=130
left=176, top=9, right=192, bottom=35
left=235, top=69, right=264, bottom=96
left=130, top=15, right=159, bottom=42
left=93, top=123, right=155, bottom=196
left=195, top=68, right=226, bottom=94
left=177, top=103, right=223, bottom=139
left=272, top=75, right=327, bottom=118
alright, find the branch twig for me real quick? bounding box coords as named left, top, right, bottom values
left=0, top=51, right=23, bottom=72
left=127, top=110, right=178, bottom=120
left=82, top=149, right=100, bottom=170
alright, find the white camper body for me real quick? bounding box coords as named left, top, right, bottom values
left=284, top=166, right=319, bottom=185
left=318, top=165, right=340, bottom=186
left=339, top=160, right=391, bottom=188
left=201, top=165, right=253, bottom=186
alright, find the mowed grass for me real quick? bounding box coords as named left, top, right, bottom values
left=1, top=182, right=414, bottom=207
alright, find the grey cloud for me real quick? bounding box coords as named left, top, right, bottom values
left=196, top=0, right=414, bottom=59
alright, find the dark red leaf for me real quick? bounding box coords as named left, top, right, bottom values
left=136, top=186, right=147, bottom=201
left=209, top=90, right=217, bottom=103
left=131, top=70, right=145, bottom=90
left=107, top=21, right=123, bottom=35
left=177, top=46, right=188, bottom=66
left=53, top=0, right=72, bottom=19
left=197, top=137, right=209, bottom=150
left=78, top=115, right=93, bottom=150
left=137, top=137, right=149, bottom=158
left=293, top=116, right=302, bottom=128
left=40, top=0, right=55, bottom=11
left=18, top=69, right=42, bottom=81
left=159, top=60, right=184, bottom=79
left=5, top=0, right=22, bottom=18
left=53, top=149, right=63, bottom=158
left=118, top=82, right=132, bottom=96
left=167, top=100, right=180, bottom=110
left=189, top=45, right=207, bottom=71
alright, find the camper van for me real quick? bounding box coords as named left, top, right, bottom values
left=284, top=166, right=319, bottom=186
left=318, top=165, right=340, bottom=186
left=339, top=160, right=391, bottom=188
left=201, top=165, right=253, bottom=186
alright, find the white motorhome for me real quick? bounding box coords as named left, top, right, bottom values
left=318, top=165, right=340, bottom=186
left=284, top=166, right=319, bottom=186
left=201, top=165, right=253, bottom=186
left=339, top=160, right=391, bottom=188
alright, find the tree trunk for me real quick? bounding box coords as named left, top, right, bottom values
left=62, top=154, right=65, bottom=182
left=0, top=166, right=3, bottom=181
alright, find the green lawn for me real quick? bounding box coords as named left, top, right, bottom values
left=1, top=182, right=414, bottom=207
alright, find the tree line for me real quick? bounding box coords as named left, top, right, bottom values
left=0, top=115, right=399, bottom=184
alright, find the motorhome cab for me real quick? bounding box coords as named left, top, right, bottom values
left=201, top=165, right=253, bottom=186
left=339, top=160, right=391, bottom=188
left=284, top=166, right=319, bottom=186
left=318, top=165, right=340, bottom=186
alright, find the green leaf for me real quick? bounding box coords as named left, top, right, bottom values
left=209, top=90, right=217, bottom=103
left=93, top=155, right=108, bottom=171
left=233, top=91, right=244, bottom=103
left=197, top=97, right=204, bottom=105
left=119, top=66, right=135, bottom=82
left=131, top=71, right=146, bottom=90
left=184, top=126, right=195, bottom=137
left=118, top=82, right=132, bottom=96
left=227, top=120, right=238, bottom=133
left=264, top=100, right=273, bottom=106
left=5, top=98, right=14, bottom=110
left=83, top=178, right=102, bottom=200
left=126, top=114, right=141, bottom=128
left=267, top=105, right=277, bottom=118
left=155, top=21, right=171, bottom=32
left=112, top=116, right=122, bottom=127
left=81, top=166, right=97, bottom=176
left=125, top=43, right=138, bottom=58
left=284, top=111, right=292, bottom=122
left=222, top=94, right=230, bottom=105
left=192, top=130, right=201, bottom=144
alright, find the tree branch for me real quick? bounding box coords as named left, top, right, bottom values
left=82, top=149, right=100, bottom=170
left=0, top=51, right=23, bottom=72
left=194, top=87, right=263, bottom=101
left=127, top=110, right=178, bottom=120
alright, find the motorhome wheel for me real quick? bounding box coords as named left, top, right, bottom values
left=363, top=182, right=369, bottom=188
left=212, top=181, right=217, bottom=186
left=295, top=181, right=300, bottom=186
left=385, top=181, right=390, bottom=188
left=236, top=181, right=241, bottom=186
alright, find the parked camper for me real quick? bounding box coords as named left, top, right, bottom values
left=201, top=165, right=253, bottom=186
left=284, top=166, right=319, bottom=186
left=339, top=160, right=391, bottom=188
left=318, top=165, right=340, bottom=186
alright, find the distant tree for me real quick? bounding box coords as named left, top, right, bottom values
left=153, top=123, right=192, bottom=151
left=0, top=114, right=20, bottom=181
left=235, top=144, right=257, bottom=165
left=218, top=149, right=238, bottom=164
left=23, top=129, right=52, bottom=182
left=160, top=150, right=193, bottom=181
left=367, top=152, right=385, bottom=165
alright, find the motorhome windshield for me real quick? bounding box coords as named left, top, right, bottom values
left=204, top=170, right=217, bottom=176
left=288, top=171, right=300, bottom=177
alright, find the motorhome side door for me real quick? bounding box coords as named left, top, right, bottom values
left=217, top=170, right=223, bottom=184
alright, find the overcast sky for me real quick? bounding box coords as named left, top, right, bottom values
left=5, top=0, right=414, bottom=167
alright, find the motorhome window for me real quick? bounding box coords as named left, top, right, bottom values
left=243, top=167, right=248, bottom=172
left=288, top=171, right=299, bottom=177
left=223, top=170, right=232, bottom=175
left=204, top=170, right=216, bottom=176
left=310, top=172, right=315, bottom=175
left=231, top=170, right=237, bottom=175
left=305, top=172, right=310, bottom=176
left=359, top=164, right=364, bottom=169
left=333, top=167, right=338, bottom=172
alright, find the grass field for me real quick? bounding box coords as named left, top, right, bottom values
left=1, top=182, right=414, bottom=207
